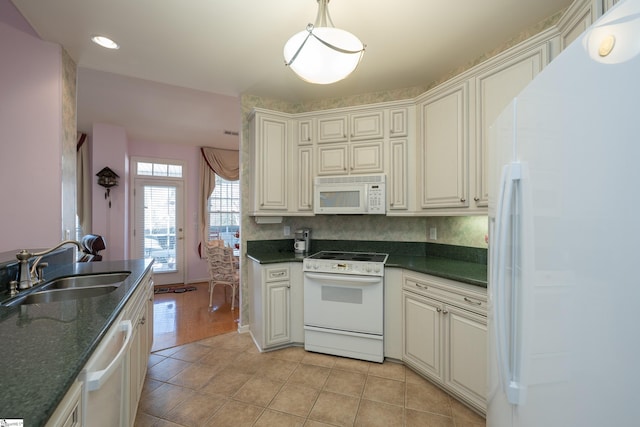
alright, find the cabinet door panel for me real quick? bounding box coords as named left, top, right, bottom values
left=259, top=118, right=288, bottom=209
left=420, top=84, right=468, bottom=209
left=317, top=144, right=348, bottom=175
left=351, top=141, right=383, bottom=174
left=389, top=108, right=408, bottom=137
left=350, top=111, right=384, bottom=140
left=318, top=116, right=348, bottom=143
left=445, top=306, right=487, bottom=409
left=403, top=292, right=442, bottom=379
left=389, top=139, right=408, bottom=210
left=475, top=45, right=546, bottom=207
left=266, top=282, right=290, bottom=346
left=298, top=119, right=313, bottom=145
left=296, top=147, right=313, bottom=211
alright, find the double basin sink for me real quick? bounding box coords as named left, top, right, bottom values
left=3, top=272, right=131, bottom=307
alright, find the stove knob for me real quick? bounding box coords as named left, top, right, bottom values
left=374, top=265, right=381, bottom=273
left=313, top=263, right=319, bottom=270
left=365, top=264, right=371, bottom=273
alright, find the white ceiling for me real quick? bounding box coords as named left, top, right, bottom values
left=11, top=0, right=572, bottom=148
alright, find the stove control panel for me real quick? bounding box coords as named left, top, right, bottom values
left=303, top=260, right=384, bottom=276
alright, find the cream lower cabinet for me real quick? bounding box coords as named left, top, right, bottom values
left=45, top=380, right=82, bottom=427
left=127, top=272, right=154, bottom=426
left=402, top=272, right=487, bottom=414
left=384, top=268, right=404, bottom=360
left=249, top=261, right=304, bottom=350
left=46, top=271, right=153, bottom=427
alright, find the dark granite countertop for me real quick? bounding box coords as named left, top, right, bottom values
left=246, top=239, right=487, bottom=287
left=0, top=259, right=153, bottom=426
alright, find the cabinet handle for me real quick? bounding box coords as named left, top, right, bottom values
left=415, top=283, right=428, bottom=290
left=140, top=316, right=146, bottom=325
left=464, top=297, right=482, bottom=306
left=474, top=197, right=480, bottom=202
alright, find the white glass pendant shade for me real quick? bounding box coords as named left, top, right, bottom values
left=284, top=27, right=364, bottom=84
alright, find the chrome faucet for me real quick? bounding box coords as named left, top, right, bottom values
left=15, top=240, right=82, bottom=290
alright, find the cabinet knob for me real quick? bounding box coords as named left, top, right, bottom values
left=140, top=316, right=146, bottom=325
left=442, top=309, right=449, bottom=315
left=474, top=197, right=480, bottom=202
left=460, top=198, right=466, bottom=203
left=436, top=307, right=442, bottom=313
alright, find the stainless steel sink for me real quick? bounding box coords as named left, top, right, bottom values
left=3, top=272, right=130, bottom=306
left=40, top=272, right=130, bottom=290
left=15, top=285, right=120, bottom=305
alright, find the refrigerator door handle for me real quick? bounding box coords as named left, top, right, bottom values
left=493, top=161, right=527, bottom=406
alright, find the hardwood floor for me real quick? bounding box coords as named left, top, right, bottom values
left=152, top=282, right=239, bottom=352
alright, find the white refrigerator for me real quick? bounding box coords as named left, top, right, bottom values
left=487, top=0, right=640, bottom=426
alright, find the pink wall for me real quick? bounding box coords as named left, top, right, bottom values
left=0, top=0, right=38, bottom=37
left=0, top=21, right=63, bottom=251
left=128, top=139, right=208, bottom=282
left=91, top=123, right=129, bottom=261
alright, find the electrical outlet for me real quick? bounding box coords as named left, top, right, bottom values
left=284, top=226, right=291, bottom=236
left=429, top=227, right=437, bottom=240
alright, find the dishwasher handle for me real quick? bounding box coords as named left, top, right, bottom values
left=86, top=320, right=133, bottom=392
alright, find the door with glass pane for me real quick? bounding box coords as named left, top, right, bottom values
left=133, top=179, right=184, bottom=285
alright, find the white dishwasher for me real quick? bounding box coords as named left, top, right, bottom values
left=81, top=313, right=133, bottom=427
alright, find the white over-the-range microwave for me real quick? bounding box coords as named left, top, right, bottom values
left=313, top=174, right=386, bottom=215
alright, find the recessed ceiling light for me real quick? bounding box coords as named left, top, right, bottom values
left=91, top=35, right=119, bottom=50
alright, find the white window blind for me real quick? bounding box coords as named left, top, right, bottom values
left=208, top=175, right=240, bottom=248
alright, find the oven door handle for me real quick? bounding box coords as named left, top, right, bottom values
left=304, top=272, right=382, bottom=285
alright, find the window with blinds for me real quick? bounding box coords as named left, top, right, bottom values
left=208, top=175, right=240, bottom=248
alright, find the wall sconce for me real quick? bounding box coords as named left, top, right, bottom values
left=96, top=167, right=119, bottom=208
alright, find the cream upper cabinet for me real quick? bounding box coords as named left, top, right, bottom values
left=388, top=139, right=409, bottom=211
left=317, top=111, right=384, bottom=143
left=558, top=0, right=596, bottom=49
left=297, top=119, right=313, bottom=145
left=350, top=110, right=384, bottom=140
left=350, top=140, right=384, bottom=174
left=473, top=38, right=549, bottom=208
left=389, top=108, right=409, bottom=138
left=317, top=115, right=348, bottom=143
left=317, top=143, right=348, bottom=175
left=295, top=146, right=314, bottom=212
left=417, top=81, right=469, bottom=210
left=249, top=110, right=290, bottom=214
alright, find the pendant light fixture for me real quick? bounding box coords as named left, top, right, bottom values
left=284, top=0, right=365, bottom=84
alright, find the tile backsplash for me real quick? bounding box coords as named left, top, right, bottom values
left=247, top=215, right=488, bottom=249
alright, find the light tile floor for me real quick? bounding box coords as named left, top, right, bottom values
left=134, top=332, right=486, bottom=427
